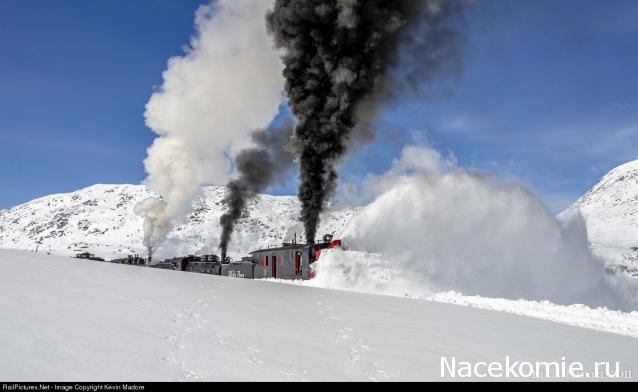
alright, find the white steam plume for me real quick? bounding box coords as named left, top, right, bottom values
left=313, top=145, right=637, bottom=311
left=136, top=0, right=284, bottom=255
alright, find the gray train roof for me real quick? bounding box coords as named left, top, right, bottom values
left=249, top=243, right=308, bottom=254
left=249, top=242, right=331, bottom=255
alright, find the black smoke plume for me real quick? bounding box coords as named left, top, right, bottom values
left=267, top=0, right=466, bottom=243
left=219, top=120, right=295, bottom=260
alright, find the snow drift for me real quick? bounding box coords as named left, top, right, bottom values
left=313, top=146, right=637, bottom=311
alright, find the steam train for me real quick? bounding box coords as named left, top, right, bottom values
left=78, top=234, right=342, bottom=281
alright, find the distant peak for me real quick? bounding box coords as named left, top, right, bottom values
left=570, top=158, right=638, bottom=210
left=606, top=159, right=638, bottom=176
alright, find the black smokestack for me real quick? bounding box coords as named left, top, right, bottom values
left=219, top=120, right=295, bottom=260
left=267, top=0, right=466, bottom=243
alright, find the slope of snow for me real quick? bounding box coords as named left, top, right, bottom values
left=0, top=249, right=637, bottom=381
left=427, top=292, right=638, bottom=339
left=0, top=184, right=357, bottom=260
left=283, top=278, right=638, bottom=339
left=563, top=159, right=638, bottom=275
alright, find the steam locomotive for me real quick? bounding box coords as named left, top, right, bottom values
left=164, top=234, right=342, bottom=280
left=79, top=234, right=342, bottom=281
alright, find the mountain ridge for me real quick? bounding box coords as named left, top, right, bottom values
left=1, top=159, right=636, bottom=273
left=0, top=183, right=357, bottom=260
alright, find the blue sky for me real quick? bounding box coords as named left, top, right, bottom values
left=0, top=0, right=637, bottom=212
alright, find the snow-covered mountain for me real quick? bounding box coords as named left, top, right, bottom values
left=563, top=160, right=638, bottom=275
left=0, top=184, right=357, bottom=260
left=1, top=158, right=636, bottom=271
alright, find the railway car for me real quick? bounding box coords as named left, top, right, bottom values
left=74, top=252, right=105, bottom=262
left=171, top=255, right=222, bottom=275
left=249, top=234, right=342, bottom=280
left=221, top=257, right=255, bottom=279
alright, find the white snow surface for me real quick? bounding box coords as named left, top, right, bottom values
left=1, top=249, right=637, bottom=382
left=428, top=292, right=638, bottom=340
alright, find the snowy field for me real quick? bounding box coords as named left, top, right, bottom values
left=0, top=249, right=637, bottom=382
